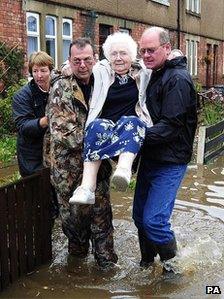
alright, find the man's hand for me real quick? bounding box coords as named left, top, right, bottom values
left=39, top=116, right=48, bottom=128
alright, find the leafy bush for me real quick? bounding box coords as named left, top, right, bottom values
left=0, top=79, right=27, bottom=136
left=200, top=101, right=223, bottom=126
left=129, top=178, right=136, bottom=190
left=0, top=41, right=27, bottom=136
left=194, top=81, right=202, bottom=93
left=197, top=88, right=224, bottom=126
left=0, top=41, right=25, bottom=95
left=0, top=135, right=17, bottom=165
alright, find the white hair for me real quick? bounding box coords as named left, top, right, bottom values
left=102, top=32, right=137, bottom=62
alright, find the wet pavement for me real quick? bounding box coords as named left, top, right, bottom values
left=1, top=156, right=224, bottom=298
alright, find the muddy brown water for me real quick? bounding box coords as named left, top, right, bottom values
left=1, top=157, right=224, bottom=299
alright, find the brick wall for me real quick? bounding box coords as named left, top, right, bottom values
left=131, top=23, right=147, bottom=45
left=73, top=12, right=99, bottom=52
left=193, top=37, right=224, bottom=87
left=0, top=0, right=26, bottom=51
left=197, top=39, right=207, bottom=86
left=74, top=12, right=86, bottom=40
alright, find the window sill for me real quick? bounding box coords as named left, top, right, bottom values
left=150, top=0, right=170, bottom=7
left=186, top=10, right=201, bottom=18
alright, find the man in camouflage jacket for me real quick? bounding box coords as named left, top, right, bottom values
left=44, top=38, right=118, bottom=268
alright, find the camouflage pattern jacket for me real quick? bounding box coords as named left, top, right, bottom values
left=44, top=74, right=88, bottom=202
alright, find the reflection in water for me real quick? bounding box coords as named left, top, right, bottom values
left=206, top=184, right=224, bottom=200
left=1, top=157, right=224, bottom=298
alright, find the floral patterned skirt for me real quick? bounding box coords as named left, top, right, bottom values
left=83, top=115, right=146, bottom=162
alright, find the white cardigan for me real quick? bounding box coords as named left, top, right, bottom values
left=85, top=59, right=153, bottom=128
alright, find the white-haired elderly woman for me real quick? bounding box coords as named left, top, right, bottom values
left=69, top=32, right=153, bottom=205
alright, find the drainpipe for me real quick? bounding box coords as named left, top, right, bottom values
left=177, top=0, right=181, bottom=48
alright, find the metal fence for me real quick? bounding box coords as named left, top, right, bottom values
left=0, top=168, right=52, bottom=291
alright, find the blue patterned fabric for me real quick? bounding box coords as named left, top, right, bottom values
left=84, top=116, right=146, bottom=162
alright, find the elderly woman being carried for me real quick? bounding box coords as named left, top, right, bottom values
left=69, top=32, right=153, bottom=205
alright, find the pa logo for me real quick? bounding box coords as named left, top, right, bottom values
left=206, top=286, right=221, bottom=294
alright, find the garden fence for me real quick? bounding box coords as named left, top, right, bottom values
left=197, top=119, right=224, bottom=164
left=0, top=168, right=52, bottom=292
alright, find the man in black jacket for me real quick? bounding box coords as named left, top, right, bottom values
left=133, top=27, right=197, bottom=269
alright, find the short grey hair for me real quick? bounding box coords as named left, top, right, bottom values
left=102, top=32, right=138, bottom=62
left=142, top=26, right=170, bottom=45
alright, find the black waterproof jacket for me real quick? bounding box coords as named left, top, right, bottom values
left=12, top=79, right=48, bottom=176
left=142, top=56, right=197, bottom=164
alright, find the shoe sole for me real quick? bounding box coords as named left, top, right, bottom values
left=111, top=175, right=129, bottom=192
left=69, top=197, right=95, bottom=205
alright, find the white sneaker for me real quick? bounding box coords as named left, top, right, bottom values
left=69, top=186, right=95, bottom=205
left=111, top=167, right=132, bottom=192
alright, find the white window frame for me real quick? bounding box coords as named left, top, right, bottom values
left=150, top=0, right=170, bottom=6
left=62, top=18, right=73, bottom=61
left=186, top=0, right=201, bottom=14
left=45, top=15, right=57, bottom=67
left=186, top=37, right=198, bottom=76
left=26, top=12, right=40, bottom=55
left=119, top=28, right=131, bottom=34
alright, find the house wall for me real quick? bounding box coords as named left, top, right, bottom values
left=0, top=0, right=223, bottom=86
left=182, top=0, right=224, bottom=40
left=38, top=0, right=178, bottom=29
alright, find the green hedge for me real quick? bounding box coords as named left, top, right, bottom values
left=0, top=41, right=25, bottom=93
left=0, top=135, right=17, bottom=165
left=0, top=41, right=27, bottom=137
left=0, top=79, right=27, bottom=137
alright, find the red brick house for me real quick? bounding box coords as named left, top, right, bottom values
left=0, top=0, right=224, bottom=87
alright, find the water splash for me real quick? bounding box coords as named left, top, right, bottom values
left=162, top=236, right=222, bottom=274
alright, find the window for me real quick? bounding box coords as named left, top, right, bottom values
left=150, top=0, right=170, bottom=6
left=119, top=28, right=131, bottom=34
left=26, top=12, right=73, bottom=67
left=186, top=0, right=201, bottom=14
left=99, top=24, right=113, bottom=60
left=186, top=39, right=198, bottom=76
left=26, top=12, right=40, bottom=57
left=45, top=15, right=57, bottom=65
left=62, top=18, right=72, bottom=62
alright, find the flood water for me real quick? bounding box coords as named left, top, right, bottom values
left=1, top=156, right=224, bottom=299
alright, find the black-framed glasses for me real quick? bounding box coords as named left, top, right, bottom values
left=139, top=44, right=166, bottom=56
left=71, top=57, right=94, bottom=66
